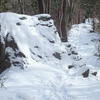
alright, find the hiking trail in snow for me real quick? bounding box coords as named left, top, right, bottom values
left=68, top=23, right=100, bottom=100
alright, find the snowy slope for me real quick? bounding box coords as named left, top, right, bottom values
left=0, top=12, right=100, bottom=100
left=68, top=23, right=100, bottom=100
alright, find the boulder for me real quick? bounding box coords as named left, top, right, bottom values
left=53, top=52, right=61, bottom=60
left=91, top=72, right=97, bottom=76
left=82, top=69, right=90, bottom=78
left=0, top=33, right=26, bottom=73
left=0, top=60, right=11, bottom=74
left=0, top=41, right=5, bottom=64
left=68, top=65, right=74, bottom=69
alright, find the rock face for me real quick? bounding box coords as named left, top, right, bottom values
left=0, top=41, right=5, bottom=63
left=0, top=39, right=9, bottom=73
left=0, top=60, right=11, bottom=74
left=0, top=33, right=26, bottom=73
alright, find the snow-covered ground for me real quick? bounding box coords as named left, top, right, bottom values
left=0, top=12, right=100, bottom=100
left=69, top=23, right=100, bottom=68
left=68, top=23, right=100, bottom=100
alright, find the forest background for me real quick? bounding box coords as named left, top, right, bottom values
left=0, top=0, right=100, bottom=42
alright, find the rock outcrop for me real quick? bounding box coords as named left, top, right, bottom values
left=0, top=32, right=26, bottom=73
left=0, top=13, right=61, bottom=74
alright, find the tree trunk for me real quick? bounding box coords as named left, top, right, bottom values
left=58, top=0, right=63, bottom=38
left=37, top=0, right=45, bottom=13
left=92, top=17, right=95, bottom=32
left=78, top=8, right=81, bottom=24
left=37, top=0, right=67, bottom=42
left=47, top=0, right=51, bottom=14
left=61, top=0, right=68, bottom=42
left=40, top=0, right=51, bottom=14
left=18, top=0, right=25, bottom=14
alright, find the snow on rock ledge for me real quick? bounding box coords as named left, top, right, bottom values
left=0, top=12, right=71, bottom=73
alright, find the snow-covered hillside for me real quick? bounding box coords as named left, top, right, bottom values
left=0, top=12, right=100, bottom=100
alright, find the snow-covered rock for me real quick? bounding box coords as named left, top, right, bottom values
left=0, top=12, right=72, bottom=74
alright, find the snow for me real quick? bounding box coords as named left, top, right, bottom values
left=85, top=18, right=99, bottom=25
left=68, top=23, right=100, bottom=68
left=0, top=12, right=100, bottom=100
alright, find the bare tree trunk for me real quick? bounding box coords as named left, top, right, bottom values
left=58, top=0, right=63, bottom=38
left=37, top=0, right=45, bottom=13
left=0, top=0, right=2, bottom=12
left=78, top=8, right=81, bottom=24
left=22, top=0, right=25, bottom=14
left=92, top=17, right=95, bottom=32
left=18, top=0, right=25, bottom=14
left=61, top=0, right=68, bottom=42
left=48, top=0, right=51, bottom=14
left=43, top=0, right=51, bottom=14
left=37, top=0, right=67, bottom=42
